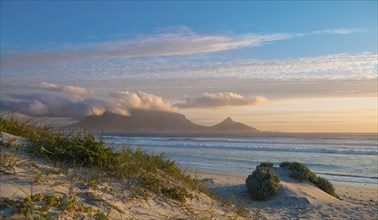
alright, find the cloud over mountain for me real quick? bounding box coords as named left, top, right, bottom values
left=109, top=91, right=175, bottom=112
left=2, top=93, right=129, bottom=119
left=1, top=86, right=176, bottom=119
left=175, top=92, right=268, bottom=108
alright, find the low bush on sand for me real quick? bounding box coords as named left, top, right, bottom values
left=246, top=163, right=280, bottom=200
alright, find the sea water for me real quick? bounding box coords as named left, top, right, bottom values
left=103, top=134, right=378, bottom=184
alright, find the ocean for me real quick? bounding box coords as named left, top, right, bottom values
left=103, top=134, right=378, bottom=184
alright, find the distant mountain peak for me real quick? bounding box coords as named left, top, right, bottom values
left=210, top=116, right=259, bottom=133
left=222, top=117, right=234, bottom=123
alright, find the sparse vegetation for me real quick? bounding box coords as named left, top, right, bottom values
left=87, top=178, right=99, bottom=191
left=258, top=162, right=274, bottom=169
left=0, top=146, right=19, bottom=174
left=314, top=176, right=339, bottom=199
left=245, top=163, right=280, bottom=200
left=0, top=113, right=202, bottom=203
left=1, top=113, right=233, bottom=220
left=0, top=193, right=96, bottom=219
left=0, top=113, right=253, bottom=219
left=279, top=161, right=318, bottom=182
left=279, top=161, right=339, bottom=199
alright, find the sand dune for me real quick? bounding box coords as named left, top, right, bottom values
left=0, top=132, right=246, bottom=219
left=198, top=169, right=378, bottom=219
left=1, top=132, right=377, bottom=219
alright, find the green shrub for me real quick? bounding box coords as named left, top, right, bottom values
left=94, top=210, right=108, bottom=220
left=279, top=161, right=317, bottom=182
left=279, top=161, right=338, bottom=198
left=245, top=164, right=280, bottom=200
left=161, top=186, right=190, bottom=202
left=16, top=197, right=35, bottom=217
left=257, top=162, right=273, bottom=168
left=31, top=193, right=44, bottom=202
left=315, top=177, right=339, bottom=199
left=44, top=195, right=62, bottom=207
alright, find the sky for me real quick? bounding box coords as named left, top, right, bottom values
left=1, top=1, right=377, bottom=133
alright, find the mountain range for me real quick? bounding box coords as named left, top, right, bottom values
left=67, top=109, right=260, bottom=135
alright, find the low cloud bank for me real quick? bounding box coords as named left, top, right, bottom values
left=1, top=82, right=268, bottom=119
left=1, top=83, right=174, bottom=119
left=2, top=93, right=129, bottom=119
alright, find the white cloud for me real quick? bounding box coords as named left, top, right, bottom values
left=1, top=93, right=129, bottom=119
left=46, top=52, right=376, bottom=81
left=39, top=82, right=59, bottom=89
left=1, top=33, right=291, bottom=67
left=1, top=27, right=363, bottom=67
left=29, top=100, right=49, bottom=115
left=38, top=82, right=89, bottom=95
left=109, top=91, right=175, bottom=112
left=206, top=53, right=377, bottom=80
left=175, top=92, right=268, bottom=108
left=311, top=28, right=365, bottom=35
left=1, top=88, right=177, bottom=119
left=2, top=52, right=375, bottom=85
left=61, top=86, right=89, bottom=96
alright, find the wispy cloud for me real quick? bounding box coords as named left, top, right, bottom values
left=1, top=33, right=291, bottom=67
left=175, top=92, right=268, bottom=109
left=202, top=53, right=377, bottom=80
left=1, top=27, right=363, bottom=67
left=311, top=28, right=365, bottom=35
left=38, top=82, right=89, bottom=96
left=18, top=52, right=374, bottom=81
left=1, top=52, right=375, bottom=89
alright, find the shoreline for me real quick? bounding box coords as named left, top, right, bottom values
left=184, top=166, right=378, bottom=190
left=102, top=132, right=378, bottom=140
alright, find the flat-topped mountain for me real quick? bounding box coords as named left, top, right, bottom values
left=67, top=109, right=259, bottom=135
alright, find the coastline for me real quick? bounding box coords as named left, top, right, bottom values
left=184, top=166, right=378, bottom=189
left=103, top=132, right=378, bottom=139
left=106, top=134, right=377, bottom=186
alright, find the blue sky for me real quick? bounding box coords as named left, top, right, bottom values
left=1, top=1, right=376, bottom=56
left=1, top=1, right=377, bottom=132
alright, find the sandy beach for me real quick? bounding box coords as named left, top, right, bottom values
left=1, top=132, right=377, bottom=219
left=0, top=132, right=247, bottom=219
left=195, top=169, right=378, bottom=220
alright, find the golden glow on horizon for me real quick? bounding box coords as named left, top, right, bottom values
left=180, top=97, right=377, bottom=133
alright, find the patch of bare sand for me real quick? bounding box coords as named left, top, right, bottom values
left=196, top=168, right=378, bottom=220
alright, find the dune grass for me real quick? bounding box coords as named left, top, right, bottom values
left=279, top=161, right=339, bottom=199
left=0, top=113, right=202, bottom=203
